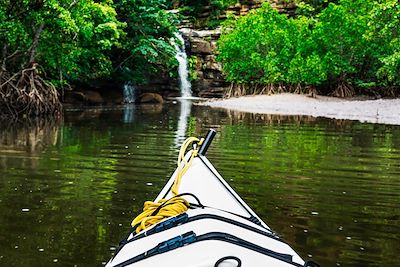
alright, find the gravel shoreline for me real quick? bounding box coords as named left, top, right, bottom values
left=202, top=93, right=400, bottom=125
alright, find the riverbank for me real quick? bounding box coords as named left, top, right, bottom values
left=202, top=93, right=400, bottom=125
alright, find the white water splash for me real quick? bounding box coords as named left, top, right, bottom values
left=174, top=32, right=192, bottom=98
left=123, top=83, right=136, bottom=104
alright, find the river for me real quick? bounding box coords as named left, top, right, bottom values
left=0, top=102, right=399, bottom=266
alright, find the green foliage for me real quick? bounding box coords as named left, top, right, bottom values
left=218, top=0, right=400, bottom=95
left=367, top=0, right=400, bottom=87
left=311, top=1, right=373, bottom=84
left=52, top=1, right=125, bottom=81
left=188, top=55, right=199, bottom=81
left=181, top=0, right=237, bottom=14
left=218, top=4, right=296, bottom=84
left=179, top=0, right=237, bottom=28
left=295, top=0, right=338, bottom=16
left=111, top=0, right=178, bottom=83
left=0, top=0, right=125, bottom=82
left=0, top=0, right=178, bottom=87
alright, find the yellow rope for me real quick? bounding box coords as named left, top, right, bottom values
left=131, top=136, right=204, bottom=234
left=172, top=137, right=204, bottom=196
left=131, top=196, right=190, bottom=234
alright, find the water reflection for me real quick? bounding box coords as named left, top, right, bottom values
left=137, top=103, right=163, bottom=114
left=0, top=118, right=61, bottom=170
left=0, top=118, right=61, bottom=153
left=0, top=105, right=399, bottom=267
left=123, top=104, right=135, bottom=123
left=174, top=99, right=192, bottom=147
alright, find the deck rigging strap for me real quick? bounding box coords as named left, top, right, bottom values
left=127, top=212, right=280, bottom=246
left=113, top=231, right=303, bottom=267
left=131, top=136, right=204, bottom=234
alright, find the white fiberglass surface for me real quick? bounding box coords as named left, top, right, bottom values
left=109, top=210, right=303, bottom=266
left=156, top=156, right=255, bottom=219
left=111, top=240, right=303, bottom=267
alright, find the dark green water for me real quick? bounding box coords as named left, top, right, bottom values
left=1, top=102, right=399, bottom=266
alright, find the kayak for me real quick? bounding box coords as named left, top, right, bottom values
left=106, top=129, right=319, bottom=267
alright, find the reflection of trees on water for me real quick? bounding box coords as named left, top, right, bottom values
left=0, top=118, right=62, bottom=169
left=0, top=118, right=61, bottom=152
left=198, top=108, right=387, bottom=129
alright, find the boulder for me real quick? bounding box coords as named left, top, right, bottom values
left=136, top=93, right=164, bottom=104
left=240, top=5, right=250, bottom=14
left=204, top=70, right=225, bottom=80
left=180, top=28, right=221, bottom=39
left=203, top=55, right=222, bottom=71
left=190, top=38, right=214, bottom=54
left=84, top=90, right=104, bottom=104
left=63, top=90, right=104, bottom=105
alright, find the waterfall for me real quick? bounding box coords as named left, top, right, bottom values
left=122, top=83, right=135, bottom=123
left=174, top=32, right=193, bottom=98
left=123, top=83, right=136, bottom=104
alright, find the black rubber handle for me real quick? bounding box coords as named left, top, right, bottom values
left=198, top=129, right=216, bottom=156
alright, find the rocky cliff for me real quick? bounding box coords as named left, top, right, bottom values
left=180, top=0, right=297, bottom=98
left=179, top=28, right=227, bottom=98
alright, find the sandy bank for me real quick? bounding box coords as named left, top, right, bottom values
left=202, top=93, right=400, bottom=125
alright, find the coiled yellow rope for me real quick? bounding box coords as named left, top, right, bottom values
left=131, top=136, right=204, bottom=234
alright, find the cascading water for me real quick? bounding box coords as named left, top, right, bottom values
left=123, top=83, right=136, bottom=104
left=122, top=83, right=136, bottom=123
left=174, top=32, right=192, bottom=98
left=173, top=32, right=195, bottom=147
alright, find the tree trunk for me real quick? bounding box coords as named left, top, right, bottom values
left=1, top=45, right=7, bottom=72
left=29, top=23, right=45, bottom=64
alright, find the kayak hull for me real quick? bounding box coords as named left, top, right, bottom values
left=106, top=154, right=306, bottom=267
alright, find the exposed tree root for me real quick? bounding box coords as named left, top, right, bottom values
left=225, top=83, right=246, bottom=98
left=331, top=80, right=355, bottom=98
left=224, top=81, right=397, bottom=99
left=384, top=86, right=396, bottom=97
left=225, top=83, right=288, bottom=97
left=292, top=83, right=303, bottom=94
left=0, top=65, right=62, bottom=118
left=306, top=86, right=318, bottom=98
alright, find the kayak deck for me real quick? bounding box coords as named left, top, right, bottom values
left=106, top=131, right=313, bottom=266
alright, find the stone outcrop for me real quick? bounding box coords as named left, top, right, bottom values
left=224, top=1, right=296, bottom=17
left=177, top=0, right=298, bottom=98
left=180, top=28, right=229, bottom=98
left=64, top=90, right=104, bottom=105
left=63, top=83, right=124, bottom=106
left=136, top=93, right=164, bottom=104
left=84, top=90, right=104, bottom=104
left=224, top=0, right=264, bottom=17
